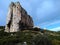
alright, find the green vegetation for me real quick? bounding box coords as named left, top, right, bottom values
left=0, top=26, right=5, bottom=29
left=47, top=35, right=60, bottom=45
left=46, top=30, right=60, bottom=45
left=0, top=26, right=60, bottom=45
left=0, top=30, right=52, bottom=45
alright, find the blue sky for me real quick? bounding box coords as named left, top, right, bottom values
left=0, top=0, right=60, bottom=31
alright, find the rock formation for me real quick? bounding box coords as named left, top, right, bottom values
left=5, top=2, right=34, bottom=32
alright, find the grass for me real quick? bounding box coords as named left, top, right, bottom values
left=0, top=26, right=60, bottom=45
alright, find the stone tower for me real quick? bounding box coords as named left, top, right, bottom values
left=5, top=2, right=34, bottom=32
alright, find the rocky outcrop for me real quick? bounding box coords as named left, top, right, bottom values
left=5, top=2, right=34, bottom=32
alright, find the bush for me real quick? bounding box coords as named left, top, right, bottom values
left=32, top=35, right=52, bottom=45
left=33, top=27, right=40, bottom=31
left=52, top=39, right=60, bottom=45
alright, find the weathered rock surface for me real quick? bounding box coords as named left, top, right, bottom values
left=5, top=2, right=34, bottom=32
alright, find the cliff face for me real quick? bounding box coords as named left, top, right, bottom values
left=5, top=2, right=34, bottom=32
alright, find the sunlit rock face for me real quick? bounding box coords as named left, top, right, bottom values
left=5, top=2, right=34, bottom=32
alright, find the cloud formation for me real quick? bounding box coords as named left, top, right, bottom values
left=50, top=27, right=60, bottom=31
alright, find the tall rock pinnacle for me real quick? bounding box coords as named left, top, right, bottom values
left=5, top=2, right=34, bottom=32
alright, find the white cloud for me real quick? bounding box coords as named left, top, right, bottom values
left=40, top=20, right=60, bottom=27
left=50, top=27, right=60, bottom=31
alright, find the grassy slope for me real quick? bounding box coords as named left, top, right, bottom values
left=45, top=30, right=60, bottom=45
left=0, top=26, right=60, bottom=45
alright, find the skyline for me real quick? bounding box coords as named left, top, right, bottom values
left=0, top=0, right=60, bottom=31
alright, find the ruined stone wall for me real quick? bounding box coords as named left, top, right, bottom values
left=5, top=2, right=34, bottom=32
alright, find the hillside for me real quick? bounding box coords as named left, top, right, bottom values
left=0, top=26, right=60, bottom=45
